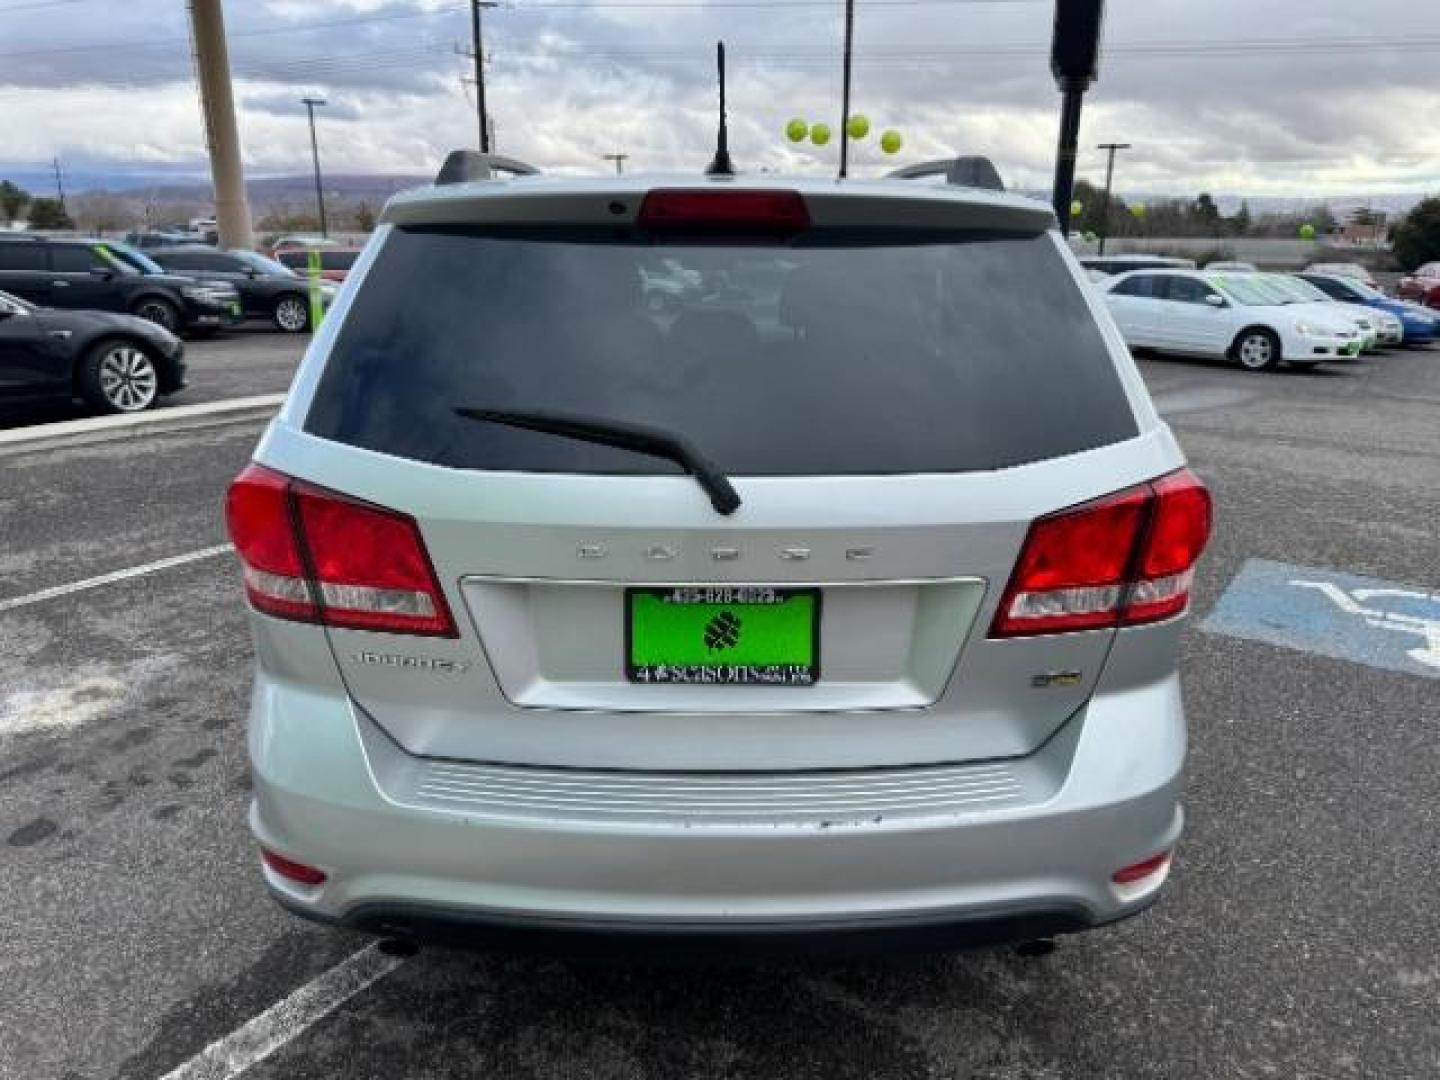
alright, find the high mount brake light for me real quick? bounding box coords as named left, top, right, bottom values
left=990, top=468, right=1212, bottom=638
left=637, top=189, right=810, bottom=234
left=225, top=464, right=457, bottom=637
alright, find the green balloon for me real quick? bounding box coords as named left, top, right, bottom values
left=1299, top=224, right=1317, bottom=240
left=1071, top=200, right=1085, bottom=217
left=785, top=118, right=808, bottom=143
left=846, top=114, right=871, bottom=140
left=1131, top=203, right=1147, bottom=217
left=879, top=129, right=903, bottom=154
left=810, top=123, right=832, bottom=146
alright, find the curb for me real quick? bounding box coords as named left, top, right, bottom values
left=0, top=394, right=284, bottom=459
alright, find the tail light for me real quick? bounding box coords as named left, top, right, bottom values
left=260, top=847, right=327, bottom=887
left=225, top=464, right=456, bottom=637
left=991, top=468, right=1212, bottom=638
left=1112, top=850, right=1172, bottom=886
left=638, top=189, right=810, bottom=235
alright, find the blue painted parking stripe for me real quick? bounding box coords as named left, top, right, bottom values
left=1201, top=559, right=1440, bottom=679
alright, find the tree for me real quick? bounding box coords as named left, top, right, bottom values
left=1, top=180, right=30, bottom=222
left=71, top=193, right=140, bottom=234
left=1230, top=201, right=1252, bottom=237
left=353, top=200, right=377, bottom=232
left=1192, top=193, right=1221, bottom=237
left=26, top=197, right=73, bottom=229
left=1391, top=197, right=1440, bottom=271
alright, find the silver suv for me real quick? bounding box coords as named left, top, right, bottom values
left=227, top=153, right=1212, bottom=951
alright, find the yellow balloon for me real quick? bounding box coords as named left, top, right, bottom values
left=785, top=118, right=808, bottom=143
left=879, top=129, right=902, bottom=154
left=1071, top=200, right=1084, bottom=217
left=810, top=123, right=832, bottom=146
left=846, top=114, right=871, bottom=140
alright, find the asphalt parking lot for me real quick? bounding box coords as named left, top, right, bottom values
left=1, top=335, right=1437, bottom=1079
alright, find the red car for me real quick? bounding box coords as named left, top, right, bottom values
left=275, top=247, right=360, bottom=283
left=1396, top=262, right=1440, bottom=310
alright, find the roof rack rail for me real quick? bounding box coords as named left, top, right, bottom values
left=435, top=149, right=541, bottom=185
left=886, top=156, right=1005, bottom=192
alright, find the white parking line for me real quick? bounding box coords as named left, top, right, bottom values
left=157, top=944, right=407, bottom=1080
left=0, top=545, right=232, bottom=614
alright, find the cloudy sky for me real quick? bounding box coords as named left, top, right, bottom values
left=2, top=0, right=1439, bottom=198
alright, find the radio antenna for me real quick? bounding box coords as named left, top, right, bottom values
left=704, top=41, right=735, bottom=176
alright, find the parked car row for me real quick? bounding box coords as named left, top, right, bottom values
left=1098, top=267, right=1435, bottom=372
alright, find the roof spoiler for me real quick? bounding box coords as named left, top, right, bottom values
left=886, top=156, right=1005, bottom=192
left=435, top=150, right=542, bottom=185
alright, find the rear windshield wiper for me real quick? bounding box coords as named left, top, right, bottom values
left=454, top=407, right=742, bottom=515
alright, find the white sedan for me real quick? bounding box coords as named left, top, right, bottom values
left=1101, top=269, right=1364, bottom=371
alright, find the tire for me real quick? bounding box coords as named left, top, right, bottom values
left=131, top=296, right=181, bottom=333
left=79, top=339, right=161, bottom=413
left=1232, top=328, right=1280, bottom=372
left=272, top=294, right=310, bottom=333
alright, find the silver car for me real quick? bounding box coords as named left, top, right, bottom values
left=226, top=154, right=1212, bottom=950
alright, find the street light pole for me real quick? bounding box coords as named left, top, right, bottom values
left=301, top=97, right=328, bottom=239
left=602, top=153, right=629, bottom=175
left=838, top=0, right=855, bottom=179
left=1097, top=141, right=1131, bottom=255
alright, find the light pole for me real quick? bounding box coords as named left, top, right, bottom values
left=838, top=0, right=856, bottom=179
left=301, top=97, right=328, bottom=238
left=602, top=153, right=629, bottom=175
left=1096, top=142, right=1131, bottom=255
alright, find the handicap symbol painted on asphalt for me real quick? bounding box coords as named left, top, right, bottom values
left=1201, top=559, right=1440, bottom=679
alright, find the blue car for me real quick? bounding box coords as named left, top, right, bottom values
left=1299, top=273, right=1438, bottom=346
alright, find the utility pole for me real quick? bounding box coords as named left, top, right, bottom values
left=838, top=0, right=856, bottom=179
left=469, top=0, right=499, bottom=152
left=1049, top=0, right=1105, bottom=235
left=188, top=0, right=254, bottom=250
left=302, top=97, right=328, bottom=238
left=1096, top=141, right=1130, bottom=255
left=602, top=153, right=629, bottom=175
left=51, top=158, right=65, bottom=212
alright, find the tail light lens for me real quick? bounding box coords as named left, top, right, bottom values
left=991, top=468, right=1211, bottom=638
left=260, top=847, right=327, bottom=887
left=638, top=189, right=810, bottom=236
left=225, top=464, right=456, bottom=637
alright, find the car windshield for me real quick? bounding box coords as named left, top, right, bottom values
left=1264, top=275, right=1330, bottom=303
left=306, top=225, right=1139, bottom=477
left=103, top=242, right=164, bottom=275
left=1207, top=273, right=1288, bottom=306
left=0, top=288, right=36, bottom=313
left=234, top=250, right=297, bottom=277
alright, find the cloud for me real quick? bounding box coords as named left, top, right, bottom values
left=1, top=0, right=1438, bottom=197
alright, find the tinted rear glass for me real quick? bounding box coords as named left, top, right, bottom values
left=305, top=226, right=1137, bottom=476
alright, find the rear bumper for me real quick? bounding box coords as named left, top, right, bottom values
left=248, top=664, right=1186, bottom=944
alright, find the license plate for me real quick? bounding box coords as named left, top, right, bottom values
left=626, top=587, right=820, bottom=686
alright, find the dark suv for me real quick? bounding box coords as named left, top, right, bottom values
left=150, top=246, right=330, bottom=333
left=0, top=237, right=241, bottom=335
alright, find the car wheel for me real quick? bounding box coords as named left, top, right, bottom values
left=132, top=297, right=180, bottom=332
left=80, top=340, right=160, bottom=413
left=273, top=295, right=310, bottom=333
left=1233, top=328, right=1280, bottom=371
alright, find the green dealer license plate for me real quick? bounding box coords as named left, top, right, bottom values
left=626, top=587, right=820, bottom=686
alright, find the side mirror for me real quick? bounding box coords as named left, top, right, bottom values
left=1205, top=294, right=1226, bottom=307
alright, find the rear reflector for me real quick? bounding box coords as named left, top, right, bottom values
left=225, top=464, right=456, bottom=637
left=638, top=188, right=810, bottom=234
left=1112, top=851, right=1172, bottom=885
left=991, top=468, right=1212, bottom=638
left=260, top=847, right=327, bottom=887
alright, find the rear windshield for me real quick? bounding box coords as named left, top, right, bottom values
left=305, top=226, right=1137, bottom=476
